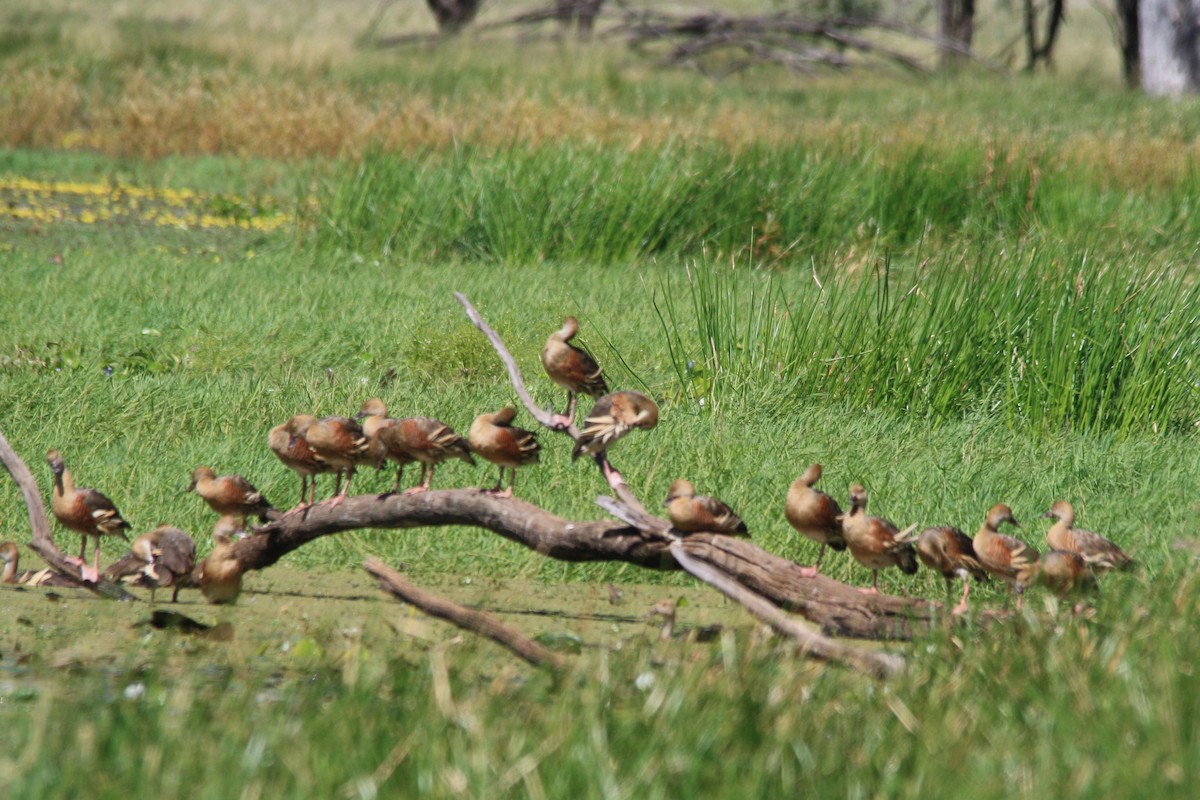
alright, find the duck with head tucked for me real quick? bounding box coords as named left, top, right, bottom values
left=187, top=467, right=273, bottom=528
left=1032, top=548, right=1099, bottom=600
left=198, top=516, right=244, bottom=605
left=468, top=406, right=540, bottom=498
left=915, top=525, right=989, bottom=615
left=290, top=413, right=375, bottom=507
left=664, top=479, right=749, bottom=537
left=357, top=398, right=475, bottom=494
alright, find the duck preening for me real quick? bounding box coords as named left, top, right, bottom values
left=663, top=479, right=749, bottom=536
left=972, top=504, right=1039, bottom=608
left=1043, top=501, right=1134, bottom=573
left=46, top=449, right=131, bottom=583
left=915, top=526, right=989, bottom=615
left=840, top=484, right=918, bottom=594
left=572, top=391, right=658, bottom=461
left=467, top=406, right=540, bottom=498
left=106, top=525, right=197, bottom=603
left=541, top=316, right=608, bottom=427
left=784, top=463, right=847, bottom=578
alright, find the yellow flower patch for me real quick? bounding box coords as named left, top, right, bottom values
left=0, top=176, right=291, bottom=232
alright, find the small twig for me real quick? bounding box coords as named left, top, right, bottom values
left=0, top=427, right=135, bottom=600
left=366, top=558, right=567, bottom=671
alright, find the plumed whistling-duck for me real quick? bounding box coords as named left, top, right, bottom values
left=663, top=479, right=749, bottom=536
left=541, top=316, right=608, bottom=428
left=840, top=484, right=918, bottom=594
left=784, top=463, right=847, bottom=578
left=46, top=449, right=131, bottom=583
left=467, top=407, right=540, bottom=498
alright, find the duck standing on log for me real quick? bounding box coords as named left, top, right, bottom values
left=784, top=463, right=847, bottom=578
left=46, top=449, right=131, bottom=583
left=468, top=406, right=540, bottom=498
left=840, top=484, right=918, bottom=594
left=542, top=316, right=608, bottom=428
left=664, top=479, right=749, bottom=536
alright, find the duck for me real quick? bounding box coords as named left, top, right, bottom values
left=358, top=398, right=475, bottom=493
left=840, top=484, right=918, bottom=594
left=187, top=467, right=274, bottom=527
left=354, top=398, right=413, bottom=492
left=541, top=316, right=608, bottom=428
left=915, top=526, right=989, bottom=615
left=1033, top=549, right=1099, bottom=598
left=572, top=391, right=658, bottom=461
left=1042, top=501, right=1134, bottom=572
left=291, top=414, right=375, bottom=507
left=467, top=406, right=540, bottom=498
left=663, top=479, right=749, bottom=536
left=46, top=449, right=131, bottom=583
left=106, top=525, right=197, bottom=603
left=0, top=541, right=76, bottom=587
left=972, top=504, right=1039, bottom=607
left=268, top=415, right=333, bottom=509
left=198, top=516, right=244, bottom=605
left=784, top=463, right=847, bottom=577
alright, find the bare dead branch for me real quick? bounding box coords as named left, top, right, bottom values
left=669, top=542, right=904, bottom=679
left=366, top=558, right=567, bottom=670
left=0, top=428, right=136, bottom=601
left=454, top=292, right=646, bottom=514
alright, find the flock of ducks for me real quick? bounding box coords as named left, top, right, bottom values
left=781, top=464, right=1134, bottom=612
left=6, top=316, right=1134, bottom=615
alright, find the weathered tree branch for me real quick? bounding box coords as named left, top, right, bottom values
left=0, top=428, right=136, bottom=600
left=668, top=542, right=903, bottom=679
left=366, top=558, right=568, bottom=670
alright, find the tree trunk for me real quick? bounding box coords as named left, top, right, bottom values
left=426, top=0, right=484, bottom=34
left=939, top=0, right=976, bottom=67
left=1117, top=0, right=1142, bottom=86
left=1140, top=0, right=1200, bottom=94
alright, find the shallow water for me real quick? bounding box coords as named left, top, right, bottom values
left=0, top=565, right=749, bottom=705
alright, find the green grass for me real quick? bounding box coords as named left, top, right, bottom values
left=2, top=3, right=1200, bottom=796
left=315, top=142, right=1200, bottom=263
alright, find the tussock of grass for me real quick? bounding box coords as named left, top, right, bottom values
left=657, top=250, right=1200, bottom=436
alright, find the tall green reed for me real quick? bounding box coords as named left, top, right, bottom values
left=654, top=247, right=1200, bottom=436
left=315, top=141, right=1200, bottom=264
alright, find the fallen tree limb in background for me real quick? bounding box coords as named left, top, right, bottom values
left=366, top=557, right=567, bottom=671
left=0, top=428, right=136, bottom=601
